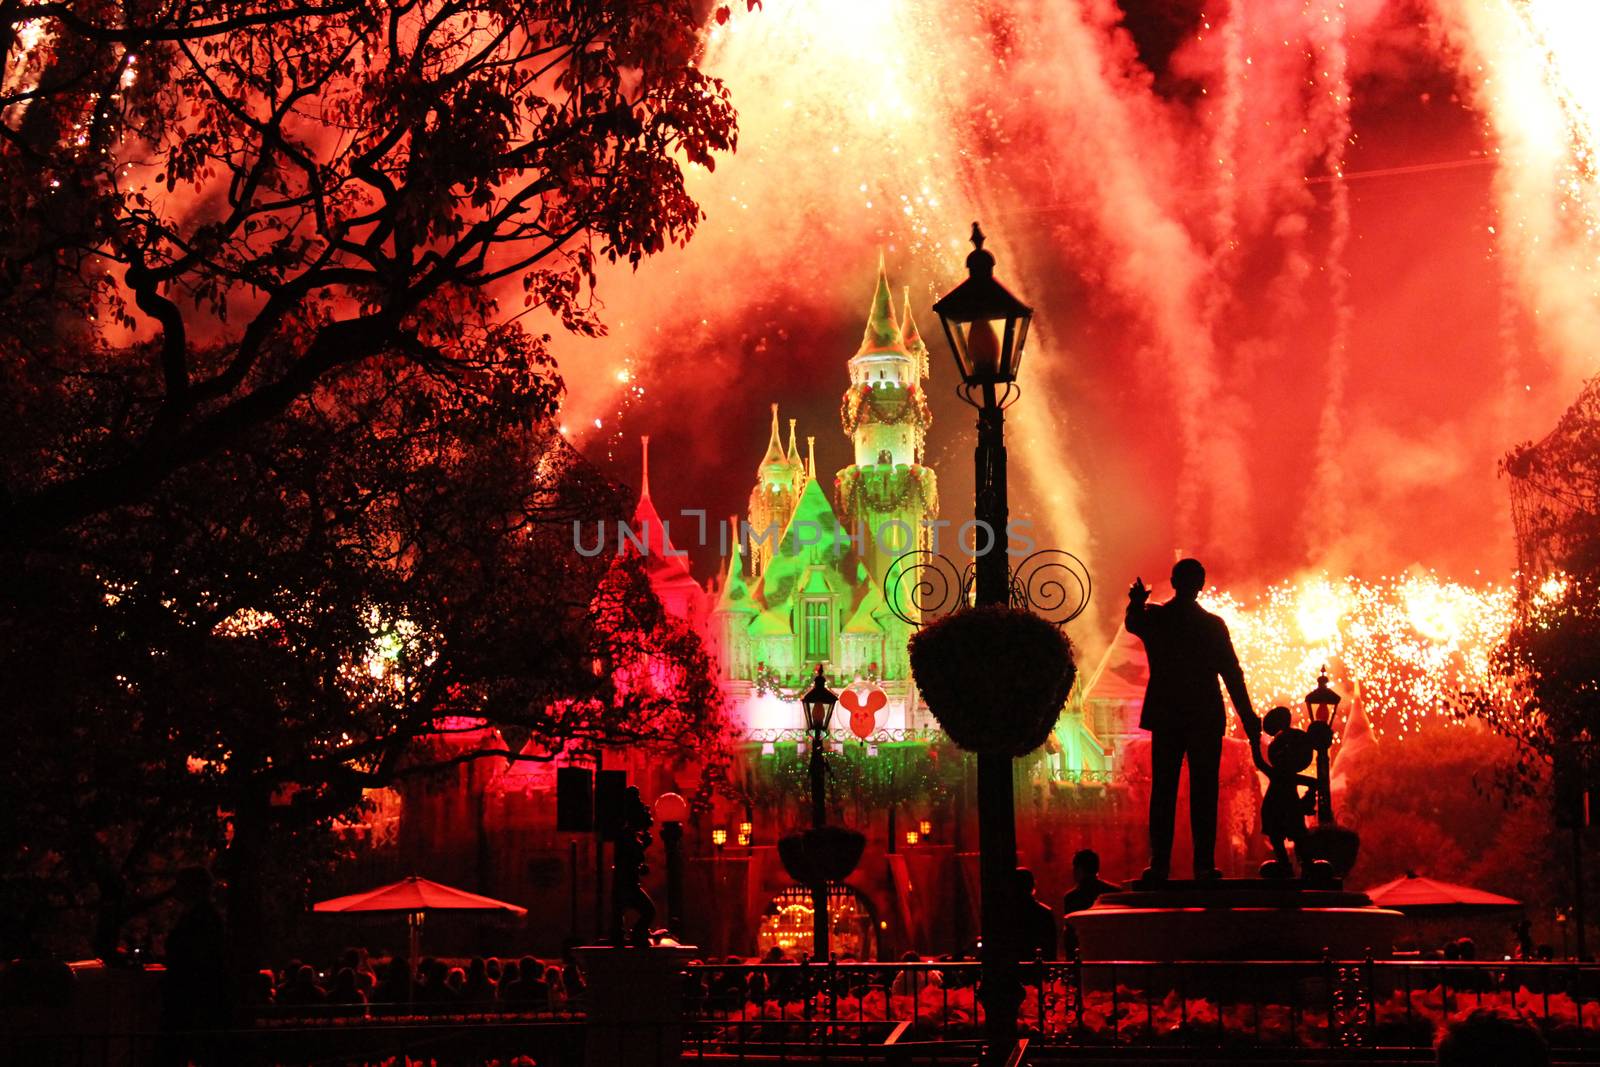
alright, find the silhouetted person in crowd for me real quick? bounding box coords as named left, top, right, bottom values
left=543, top=965, right=566, bottom=1011
left=373, top=957, right=412, bottom=1004
left=277, top=964, right=328, bottom=1007
left=1435, top=1009, right=1548, bottom=1066
left=464, top=957, right=495, bottom=1003
left=1513, top=919, right=1535, bottom=960
left=1127, top=559, right=1262, bottom=881
left=159, top=867, right=229, bottom=1066
left=1013, top=867, right=1057, bottom=961
left=1061, top=849, right=1120, bottom=959
left=329, top=967, right=367, bottom=1017
left=561, top=940, right=585, bottom=1002
left=891, top=950, right=943, bottom=998
left=503, top=955, right=549, bottom=1008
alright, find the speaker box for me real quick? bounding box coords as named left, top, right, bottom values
left=556, top=767, right=594, bottom=832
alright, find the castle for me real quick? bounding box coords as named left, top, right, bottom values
left=317, top=259, right=1266, bottom=965
left=634, top=257, right=941, bottom=734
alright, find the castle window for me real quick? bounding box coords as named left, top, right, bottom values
left=801, top=598, right=831, bottom=661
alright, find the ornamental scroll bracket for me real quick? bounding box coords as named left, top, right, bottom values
left=883, top=548, right=1092, bottom=630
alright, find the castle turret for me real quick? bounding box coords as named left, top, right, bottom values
left=836, top=259, right=938, bottom=591
left=901, top=286, right=931, bottom=389
left=748, top=403, right=803, bottom=577
left=628, top=436, right=705, bottom=625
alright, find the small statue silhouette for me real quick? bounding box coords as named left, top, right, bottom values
left=1254, top=706, right=1319, bottom=878
left=609, top=786, right=658, bottom=947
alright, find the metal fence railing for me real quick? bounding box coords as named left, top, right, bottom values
left=8, top=958, right=1596, bottom=1065
left=682, top=957, right=1600, bottom=1055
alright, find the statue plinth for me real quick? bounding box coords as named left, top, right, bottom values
left=574, top=944, right=699, bottom=1067
left=1068, top=879, right=1401, bottom=962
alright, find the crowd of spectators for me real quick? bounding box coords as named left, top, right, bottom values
left=255, top=946, right=584, bottom=1014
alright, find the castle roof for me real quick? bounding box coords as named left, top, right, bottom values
left=1081, top=623, right=1149, bottom=704
left=843, top=582, right=888, bottom=634
left=855, top=252, right=906, bottom=356
left=627, top=436, right=699, bottom=595
left=758, top=402, right=790, bottom=468
left=752, top=476, right=854, bottom=609
left=714, top=526, right=757, bottom=616
left=900, top=287, right=929, bottom=379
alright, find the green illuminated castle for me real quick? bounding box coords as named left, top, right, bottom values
left=706, top=259, right=939, bottom=731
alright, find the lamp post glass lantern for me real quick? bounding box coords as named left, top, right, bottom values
left=933, top=221, right=1034, bottom=1064
left=801, top=664, right=839, bottom=734
left=933, top=222, right=1033, bottom=401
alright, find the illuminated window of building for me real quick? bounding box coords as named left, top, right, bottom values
left=756, top=884, right=877, bottom=961
left=801, top=599, right=830, bottom=662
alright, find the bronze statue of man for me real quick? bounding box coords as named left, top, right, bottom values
left=1126, top=558, right=1261, bottom=882
left=609, top=786, right=657, bottom=947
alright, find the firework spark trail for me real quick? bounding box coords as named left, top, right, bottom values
left=1202, top=573, right=1517, bottom=742
left=553, top=0, right=1594, bottom=596
left=1208, top=0, right=1247, bottom=282
left=1008, top=0, right=1252, bottom=557
left=1306, top=0, right=1355, bottom=557
left=1439, top=0, right=1600, bottom=389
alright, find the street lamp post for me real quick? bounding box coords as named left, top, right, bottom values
left=1303, top=668, right=1342, bottom=825
left=932, top=221, right=1034, bottom=1063
left=653, top=792, right=690, bottom=940
left=800, top=665, right=840, bottom=960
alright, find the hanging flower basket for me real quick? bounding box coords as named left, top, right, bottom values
left=778, top=826, right=867, bottom=886
left=909, top=605, right=1077, bottom=756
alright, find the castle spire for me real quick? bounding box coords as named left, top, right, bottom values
left=857, top=250, right=904, bottom=355
left=760, top=403, right=784, bottom=467
left=714, top=514, right=756, bottom=615
left=901, top=287, right=929, bottom=379
left=786, top=418, right=799, bottom=462
left=806, top=435, right=816, bottom=480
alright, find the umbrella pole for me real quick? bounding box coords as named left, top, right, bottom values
left=408, top=912, right=421, bottom=1002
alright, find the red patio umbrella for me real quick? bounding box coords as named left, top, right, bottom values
left=313, top=876, right=527, bottom=991
left=1364, top=871, right=1522, bottom=915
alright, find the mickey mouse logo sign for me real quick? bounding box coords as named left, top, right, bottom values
left=840, top=684, right=888, bottom=740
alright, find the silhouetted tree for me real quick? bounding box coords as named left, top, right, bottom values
left=0, top=0, right=740, bottom=971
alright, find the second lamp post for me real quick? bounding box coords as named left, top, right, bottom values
left=800, top=665, right=839, bottom=960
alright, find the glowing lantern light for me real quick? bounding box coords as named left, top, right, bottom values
left=711, top=827, right=728, bottom=847
left=904, top=830, right=920, bottom=846
left=654, top=792, right=690, bottom=825
left=919, top=819, right=933, bottom=837
left=800, top=664, right=839, bottom=734
left=1304, top=666, right=1343, bottom=731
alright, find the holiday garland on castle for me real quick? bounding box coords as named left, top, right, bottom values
left=839, top=383, right=933, bottom=437
left=834, top=466, right=939, bottom=529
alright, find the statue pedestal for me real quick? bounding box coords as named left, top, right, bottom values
left=1068, top=879, right=1401, bottom=962
left=574, top=945, right=698, bottom=1067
